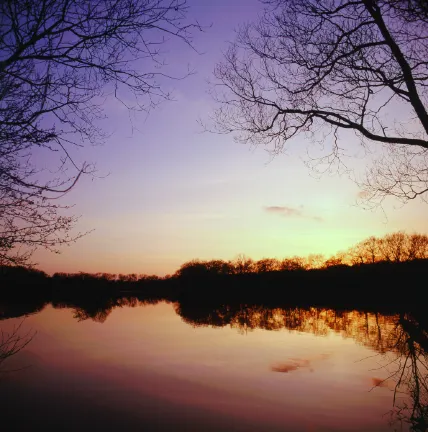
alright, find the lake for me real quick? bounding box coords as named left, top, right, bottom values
left=0, top=299, right=426, bottom=431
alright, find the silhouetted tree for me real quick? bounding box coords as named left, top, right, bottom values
left=280, top=256, right=306, bottom=271
left=305, top=254, right=326, bottom=270
left=232, top=254, right=255, bottom=274
left=323, top=253, right=347, bottom=268
left=204, top=259, right=235, bottom=275
left=175, top=259, right=236, bottom=278
left=350, top=236, right=382, bottom=264
left=254, top=258, right=281, bottom=273
left=212, top=0, right=428, bottom=206
left=379, top=231, right=408, bottom=262
left=174, top=259, right=210, bottom=278
left=0, top=0, right=199, bottom=265
left=118, top=273, right=138, bottom=283
left=347, top=232, right=428, bottom=264
left=138, top=274, right=160, bottom=282
left=407, top=233, right=428, bottom=260
left=99, top=273, right=118, bottom=282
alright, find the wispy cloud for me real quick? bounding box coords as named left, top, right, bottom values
left=264, top=206, right=323, bottom=222
left=265, top=206, right=302, bottom=217
left=271, top=358, right=312, bottom=373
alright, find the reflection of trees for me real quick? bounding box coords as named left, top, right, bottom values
left=385, top=314, right=428, bottom=432
left=175, top=302, right=427, bottom=431
left=0, top=299, right=48, bottom=321
left=175, top=303, right=401, bottom=349
left=0, top=321, right=35, bottom=372
left=0, top=285, right=426, bottom=429
left=53, top=295, right=164, bottom=323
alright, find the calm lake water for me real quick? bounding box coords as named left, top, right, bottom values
left=0, top=300, right=426, bottom=431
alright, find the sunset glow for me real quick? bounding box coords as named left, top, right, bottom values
left=27, top=0, right=428, bottom=276
left=2, top=2, right=427, bottom=431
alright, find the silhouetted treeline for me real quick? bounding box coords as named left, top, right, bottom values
left=173, top=231, right=428, bottom=275
left=0, top=259, right=427, bottom=319
left=0, top=231, right=427, bottom=316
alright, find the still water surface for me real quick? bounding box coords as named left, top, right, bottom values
left=0, top=301, right=425, bottom=431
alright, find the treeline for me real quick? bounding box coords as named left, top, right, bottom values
left=0, top=231, right=427, bottom=285
left=174, top=231, right=428, bottom=277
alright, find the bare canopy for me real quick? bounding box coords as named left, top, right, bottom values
left=0, top=0, right=199, bottom=265
left=212, top=0, right=428, bottom=205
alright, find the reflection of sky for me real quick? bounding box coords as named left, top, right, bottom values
left=1, top=303, right=398, bottom=432
left=31, top=0, right=428, bottom=275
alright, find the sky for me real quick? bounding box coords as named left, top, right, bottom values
left=32, top=0, right=428, bottom=276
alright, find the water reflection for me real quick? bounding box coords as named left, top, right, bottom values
left=1, top=294, right=427, bottom=431
left=174, top=303, right=428, bottom=431
left=388, top=314, right=428, bottom=432
left=0, top=320, right=35, bottom=372
left=54, top=296, right=162, bottom=323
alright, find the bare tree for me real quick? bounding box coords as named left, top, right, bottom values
left=305, top=253, right=326, bottom=269
left=346, top=231, right=428, bottom=264
left=254, top=257, right=281, bottom=272
left=378, top=231, right=407, bottom=261
left=232, top=254, right=255, bottom=274
left=349, top=236, right=381, bottom=264
left=280, top=256, right=307, bottom=270
left=407, top=233, right=428, bottom=260
left=0, top=0, right=199, bottom=265
left=212, top=0, right=428, bottom=206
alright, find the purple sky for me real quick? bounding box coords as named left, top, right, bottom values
left=33, top=0, right=428, bottom=275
